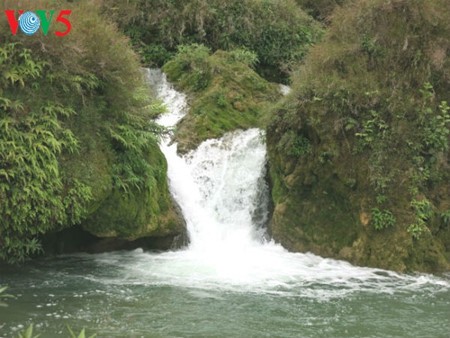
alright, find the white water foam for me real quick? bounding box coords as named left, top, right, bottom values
left=90, top=69, right=449, bottom=298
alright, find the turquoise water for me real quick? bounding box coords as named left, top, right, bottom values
left=1, top=252, right=449, bottom=338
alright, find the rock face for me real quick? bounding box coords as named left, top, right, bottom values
left=267, top=0, right=450, bottom=272
left=43, top=116, right=187, bottom=254
left=42, top=90, right=187, bottom=254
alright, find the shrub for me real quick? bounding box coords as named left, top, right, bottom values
left=371, top=208, right=396, bottom=230
left=295, top=0, right=347, bottom=21
left=103, top=0, right=322, bottom=81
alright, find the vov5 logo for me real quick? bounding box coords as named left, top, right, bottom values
left=5, top=9, right=72, bottom=37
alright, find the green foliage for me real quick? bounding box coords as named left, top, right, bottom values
left=371, top=208, right=396, bottom=230
left=228, top=48, right=259, bottom=68
left=355, top=110, right=389, bottom=148
left=67, top=326, right=96, bottom=338
left=0, top=0, right=170, bottom=263
left=266, top=0, right=450, bottom=271
left=291, top=135, right=312, bottom=157
left=15, top=325, right=96, bottom=338
left=408, top=199, right=433, bottom=240
left=104, top=0, right=322, bottom=81
left=407, top=222, right=429, bottom=240
left=0, top=44, right=93, bottom=263
left=417, top=85, right=450, bottom=154
left=411, top=199, right=433, bottom=221
left=163, top=44, right=212, bottom=91
left=164, top=46, right=280, bottom=152
left=278, top=132, right=312, bottom=157
left=16, top=325, right=40, bottom=338
left=441, top=210, right=450, bottom=226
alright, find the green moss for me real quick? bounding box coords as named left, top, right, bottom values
left=82, top=142, right=183, bottom=239
left=267, top=0, right=450, bottom=272
left=0, top=0, right=184, bottom=263
left=163, top=46, right=281, bottom=153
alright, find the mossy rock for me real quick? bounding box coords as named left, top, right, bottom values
left=267, top=0, right=450, bottom=273
left=80, top=143, right=185, bottom=241
left=163, top=46, right=281, bottom=153
left=0, top=0, right=186, bottom=262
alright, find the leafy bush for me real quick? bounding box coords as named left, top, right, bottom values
left=103, top=0, right=322, bottom=81
left=371, top=208, right=396, bottom=230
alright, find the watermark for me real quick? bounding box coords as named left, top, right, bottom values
left=4, top=9, right=72, bottom=36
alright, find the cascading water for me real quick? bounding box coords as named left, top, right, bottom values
left=1, top=69, right=449, bottom=338
left=105, top=68, right=448, bottom=295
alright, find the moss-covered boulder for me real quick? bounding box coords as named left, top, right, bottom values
left=267, top=0, right=450, bottom=272
left=0, top=0, right=185, bottom=263
left=79, top=142, right=184, bottom=242
left=163, top=45, right=281, bottom=153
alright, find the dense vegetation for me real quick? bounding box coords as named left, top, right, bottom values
left=104, top=0, right=322, bottom=81
left=0, top=0, right=183, bottom=263
left=295, top=0, right=346, bottom=22
left=1, top=0, right=448, bottom=274
left=267, top=0, right=450, bottom=272
left=163, top=44, right=280, bottom=153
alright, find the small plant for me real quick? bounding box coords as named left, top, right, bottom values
left=408, top=199, right=433, bottom=239
left=371, top=208, right=396, bottom=230
left=407, top=222, right=429, bottom=240
left=355, top=110, right=389, bottom=147
left=376, top=194, right=388, bottom=204
left=216, top=93, right=228, bottom=108
left=319, top=151, right=334, bottom=163
left=16, top=325, right=40, bottom=338
left=411, top=199, right=433, bottom=221
left=440, top=210, right=450, bottom=226
left=290, top=135, right=312, bottom=157
left=0, top=285, right=14, bottom=307
left=67, top=326, right=97, bottom=338
left=229, top=48, right=259, bottom=68
left=361, top=34, right=383, bottom=58
left=15, top=325, right=96, bottom=338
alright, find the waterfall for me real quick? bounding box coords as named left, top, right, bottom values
left=89, top=69, right=448, bottom=297
left=148, top=68, right=269, bottom=253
